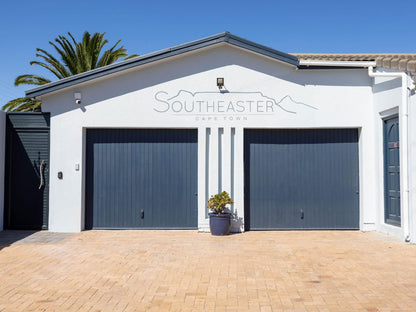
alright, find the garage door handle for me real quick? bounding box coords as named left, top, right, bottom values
left=140, top=210, right=144, bottom=219
left=38, top=160, right=45, bottom=189
left=300, top=209, right=304, bottom=219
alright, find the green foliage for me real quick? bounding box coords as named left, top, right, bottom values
left=2, top=97, right=41, bottom=112
left=29, top=32, right=138, bottom=79
left=207, top=191, right=234, bottom=214
left=14, top=75, right=51, bottom=86
left=3, top=31, right=138, bottom=112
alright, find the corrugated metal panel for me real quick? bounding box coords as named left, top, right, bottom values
left=85, top=129, right=198, bottom=229
left=383, top=116, right=401, bottom=226
left=244, top=129, right=359, bottom=230
left=5, top=113, right=50, bottom=230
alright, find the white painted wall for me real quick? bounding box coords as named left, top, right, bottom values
left=0, top=111, right=5, bottom=231
left=408, top=82, right=416, bottom=242
left=372, top=70, right=414, bottom=241
left=41, top=43, right=376, bottom=233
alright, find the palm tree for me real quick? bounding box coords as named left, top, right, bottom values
left=3, top=32, right=138, bottom=112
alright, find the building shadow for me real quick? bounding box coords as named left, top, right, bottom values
left=0, top=230, right=38, bottom=251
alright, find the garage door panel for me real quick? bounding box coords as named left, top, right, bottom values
left=302, top=131, right=359, bottom=229
left=245, top=129, right=359, bottom=230
left=248, top=140, right=302, bottom=229
left=151, top=140, right=198, bottom=228
left=90, top=132, right=150, bottom=228
left=86, top=129, right=197, bottom=229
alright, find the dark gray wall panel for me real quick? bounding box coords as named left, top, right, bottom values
left=7, top=113, right=50, bottom=129
left=85, top=129, right=198, bottom=229
left=5, top=113, right=50, bottom=230
left=244, top=129, right=359, bottom=230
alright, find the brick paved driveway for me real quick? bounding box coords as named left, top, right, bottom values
left=0, top=230, right=415, bottom=312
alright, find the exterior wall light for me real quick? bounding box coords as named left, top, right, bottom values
left=217, top=78, right=224, bottom=89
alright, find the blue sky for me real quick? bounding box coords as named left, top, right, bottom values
left=1, top=0, right=415, bottom=108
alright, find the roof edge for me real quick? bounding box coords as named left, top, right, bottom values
left=26, top=32, right=299, bottom=98
left=294, top=53, right=416, bottom=73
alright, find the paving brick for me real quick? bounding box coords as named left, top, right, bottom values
left=0, top=231, right=415, bottom=311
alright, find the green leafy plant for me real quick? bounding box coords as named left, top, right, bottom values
left=3, top=31, right=138, bottom=112
left=207, top=191, right=234, bottom=214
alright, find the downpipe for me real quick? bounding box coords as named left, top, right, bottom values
left=368, top=67, right=410, bottom=242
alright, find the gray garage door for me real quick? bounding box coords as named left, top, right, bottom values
left=244, top=129, right=359, bottom=230
left=85, top=129, right=198, bottom=229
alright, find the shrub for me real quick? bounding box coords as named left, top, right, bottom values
left=207, top=191, right=234, bottom=214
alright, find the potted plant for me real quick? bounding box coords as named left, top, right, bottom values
left=207, top=191, right=234, bottom=236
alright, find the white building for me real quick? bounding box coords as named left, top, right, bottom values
left=21, top=32, right=416, bottom=241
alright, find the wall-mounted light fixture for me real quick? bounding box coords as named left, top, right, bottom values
left=216, top=78, right=224, bottom=90
left=74, top=92, right=82, bottom=105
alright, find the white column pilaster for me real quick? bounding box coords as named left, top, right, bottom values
left=198, top=127, right=208, bottom=230
left=233, top=126, right=245, bottom=232
left=222, top=126, right=232, bottom=194
left=209, top=127, right=219, bottom=196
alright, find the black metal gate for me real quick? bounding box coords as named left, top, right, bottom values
left=4, top=113, right=50, bottom=230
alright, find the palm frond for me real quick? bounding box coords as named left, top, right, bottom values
left=52, top=36, right=78, bottom=75
left=30, top=60, right=66, bottom=80
left=9, top=31, right=139, bottom=112
left=15, top=75, right=51, bottom=86
left=32, top=47, right=70, bottom=78
left=89, top=32, right=107, bottom=68
left=2, top=97, right=41, bottom=112
left=124, top=54, right=139, bottom=60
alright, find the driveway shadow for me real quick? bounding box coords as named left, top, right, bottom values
left=0, top=231, right=73, bottom=251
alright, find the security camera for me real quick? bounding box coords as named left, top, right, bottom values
left=74, top=92, right=82, bottom=105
